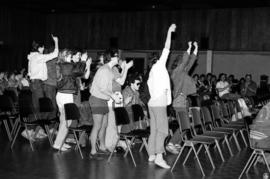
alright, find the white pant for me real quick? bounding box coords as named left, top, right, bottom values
left=54, top=92, right=74, bottom=147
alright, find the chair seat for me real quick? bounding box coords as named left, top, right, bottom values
left=221, top=124, right=243, bottom=130
left=211, top=128, right=234, bottom=134
left=129, top=129, right=150, bottom=138
left=69, top=125, right=93, bottom=132
left=22, top=119, right=54, bottom=125
left=200, top=131, right=225, bottom=139
left=189, top=136, right=216, bottom=144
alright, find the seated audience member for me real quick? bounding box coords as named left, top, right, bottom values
left=216, top=73, right=239, bottom=100
left=242, top=74, right=257, bottom=97
left=0, top=71, right=7, bottom=95
left=121, top=74, right=146, bottom=132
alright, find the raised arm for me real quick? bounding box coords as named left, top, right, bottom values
left=115, top=60, right=133, bottom=86
left=84, top=57, right=92, bottom=79
left=185, top=41, right=198, bottom=72
left=41, top=35, right=59, bottom=62
left=171, top=42, right=191, bottom=80
left=159, top=24, right=176, bottom=65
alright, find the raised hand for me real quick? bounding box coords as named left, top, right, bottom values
left=169, top=24, right=177, bottom=33
left=51, top=34, right=58, bottom=42
left=86, top=57, right=92, bottom=66
left=193, top=41, right=198, bottom=48
left=126, top=60, right=134, bottom=69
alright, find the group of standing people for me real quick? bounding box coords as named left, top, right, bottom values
left=22, top=23, right=254, bottom=170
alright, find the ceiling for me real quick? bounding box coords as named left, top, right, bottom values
left=3, top=0, right=270, bottom=13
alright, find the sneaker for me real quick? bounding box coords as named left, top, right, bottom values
left=154, top=158, right=171, bottom=169
left=148, top=155, right=156, bottom=162
left=166, top=143, right=179, bottom=155
left=63, top=143, right=72, bottom=149
left=66, top=138, right=76, bottom=144
left=52, top=144, right=69, bottom=152
left=21, top=130, right=35, bottom=141
left=49, top=128, right=58, bottom=135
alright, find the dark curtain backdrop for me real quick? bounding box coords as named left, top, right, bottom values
left=45, top=8, right=270, bottom=51
left=2, top=7, right=270, bottom=70
left=0, top=7, right=46, bottom=71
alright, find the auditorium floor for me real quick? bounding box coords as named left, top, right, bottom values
left=0, top=129, right=267, bottom=179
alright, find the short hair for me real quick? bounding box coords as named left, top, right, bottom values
left=128, top=73, right=141, bottom=85
left=31, top=41, right=44, bottom=52
left=105, top=49, right=119, bottom=63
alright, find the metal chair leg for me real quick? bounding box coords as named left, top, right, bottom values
left=192, top=143, right=205, bottom=176
left=239, top=150, right=256, bottom=178
left=225, top=135, right=233, bottom=156
left=25, top=125, right=34, bottom=151
left=183, top=147, right=193, bottom=165
left=262, top=151, right=270, bottom=173
left=124, top=137, right=135, bottom=157
left=240, top=130, right=248, bottom=147
left=171, top=144, right=186, bottom=171
left=3, top=120, right=12, bottom=141
left=11, top=124, right=21, bottom=149
left=124, top=137, right=136, bottom=167
left=215, top=139, right=225, bottom=162
left=73, top=131, right=83, bottom=159
left=44, top=125, right=53, bottom=146
left=245, top=153, right=258, bottom=174
left=107, top=138, right=120, bottom=163
left=233, top=133, right=241, bottom=151
left=204, top=144, right=215, bottom=169
left=11, top=118, right=19, bottom=136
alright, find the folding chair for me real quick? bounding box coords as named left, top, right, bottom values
left=39, top=97, right=60, bottom=146
left=211, top=104, right=248, bottom=148
left=131, top=104, right=149, bottom=154
left=171, top=110, right=218, bottom=176
left=107, top=107, right=137, bottom=167
left=239, top=117, right=270, bottom=179
left=190, top=107, right=232, bottom=158
left=201, top=106, right=242, bottom=152
left=11, top=93, right=53, bottom=151
left=60, top=103, right=92, bottom=159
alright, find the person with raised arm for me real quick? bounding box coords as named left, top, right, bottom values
left=147, top=24, right=176, bottom=169
left=166, top=41, right=198, bottom=154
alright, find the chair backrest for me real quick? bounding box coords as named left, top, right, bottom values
left=189, top=107, right=203, bottom=127
left=131, top=104, right=144, bottom=122
left=210, top=104, right=222, bottom=120
left=0, top=95, right=14, bottom=113
left=219, top=101, right=230, bottom=118
left=3, top=90, right=18, bottom=104
left=18, top=92, right=35, bottom=119
left=64, top=103, right=80, bottom=121
left=39, top=97, right=54, bottom=113
left=175, top=110, right=191, bottom=131
left=114, top=107, right=130, bottom=126
left=201, top=106, right=214, bottom=125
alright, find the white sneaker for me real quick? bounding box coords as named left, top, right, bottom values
left=154, top=158, right=171, bottom=169
left=52, top=144, right=69, bottom=152
left=148, top=155, right=156, bottom=162
left=66, top=138, right=76, bottom=144
left=63, top=143, right=71, bottom=149
left=21, top=130, right=35, bottom=141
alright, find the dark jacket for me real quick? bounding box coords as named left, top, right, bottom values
left=57, top=62, right=86, bottom=94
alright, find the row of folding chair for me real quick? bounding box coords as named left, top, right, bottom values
left=171, top=100, right=250, bottom=176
